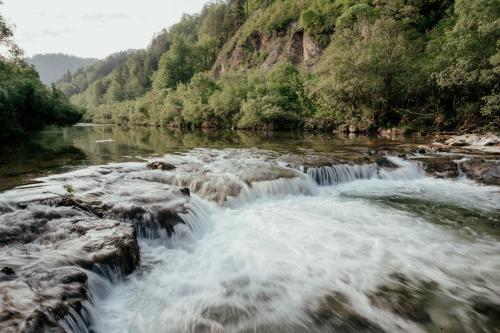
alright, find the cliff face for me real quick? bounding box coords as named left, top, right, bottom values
left=213, top=22, right=323, bottom=77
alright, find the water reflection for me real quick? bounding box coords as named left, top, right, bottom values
left=0, top=125, right=427, bottom=191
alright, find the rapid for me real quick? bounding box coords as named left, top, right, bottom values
left=1, top=129, right=499, bottom=333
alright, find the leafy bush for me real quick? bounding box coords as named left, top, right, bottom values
left=0, top=61, right=82, bottom=142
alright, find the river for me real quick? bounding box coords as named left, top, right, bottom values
left=1, top=125, right=499, bottom=333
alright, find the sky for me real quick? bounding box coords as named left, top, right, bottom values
left=1, top=0, right=209, bottom=59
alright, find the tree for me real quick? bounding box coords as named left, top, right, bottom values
left=152, top=35, right=200, bottom=90
left=223, top=0, right=247, bottom=35
left=431, top=0, right=500, bottom=126
left=0, top=1, right=23, bottom=63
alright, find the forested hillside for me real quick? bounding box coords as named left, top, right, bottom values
left=27, top=54, right=99, bottom=84
left=60, top=0, right=500, bottom=132
left=0, top=2, right=82, bottom=142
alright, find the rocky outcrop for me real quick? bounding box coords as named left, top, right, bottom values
left=213, top=22, right=323, bottom=77
left=428, top=133, right=500, bottom=154
left=417, top=156, right=500, bottom=185
left=459, top=159, right=500, bottom=186
left=0, top=206, right=140, bottom=332
left=413, top=133, right=500, bottom=184
left=414, top=156, right=459, bottom=179
left=0, top=158, right=205, bottom=331
left=445, top=133, right=499, bottom=149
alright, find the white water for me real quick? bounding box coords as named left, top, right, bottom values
left=66, top=151, right=500, bottom=333
left=1, top=148, right=498, bottom=332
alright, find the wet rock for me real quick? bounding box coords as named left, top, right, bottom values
left=167, top=173, right=243, bottom=204
left=368, top=274, right=437, bottom=324
left=1, top=267, right=15, bottom=275
left=443, top=133, right=500, bottom=153
left=446, top=136, right=468, bottom=147
left=416, top=145, right=427, bottom=154
left=109, top=204, right=187, bottom=237
left=180, top=187, right=190, bottom=197
left=472, top=299, right=500, bottom=330
left=379, top=128, right=406, bottom=138
left=0, top=207, right=140, bottom=332
left=427, top=142, right=450, bottom=153
left=473, top=300, right=500, bottom=318
left=446, top=133, right=499, bottom=147
left=237, top=165, right=299, bottom=184
left=337, top=124, right=349, bottom=133
left=309, top=292, right=385, bottom=332
left=165, top=155, right=302, bottom=204
left=201, top=304, right=253, bottom=326
left=375, top=157, right=398, bottom=169
left=0, top=201, right=11, bottom=215
left=460, top=159, right=500, bottom=186
left=146, top=161, right=176, bottom=171
left=415, top=156, right=459, bottom=179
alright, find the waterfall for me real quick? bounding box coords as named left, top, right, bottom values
left=306, top=157, right=425, bottom=186
left=58, top=266, right=120, bottom=333
left=453, top=157, right=469, bottom=179
left=226, top=175, right=319, bottom=208
left=305, top=163, right=379, bottom=185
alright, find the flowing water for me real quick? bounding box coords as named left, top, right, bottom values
left=1, top=125, right=499, bottom=333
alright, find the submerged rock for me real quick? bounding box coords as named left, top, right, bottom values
left=147, top=161, right=176, bottom=171
left=368, top=274, right=436, bottom=324
left=472, top=299, right=500, bottom=331
left=0, top=207, right=140, bottom=332
left=309, top=292, right=385, bottom=332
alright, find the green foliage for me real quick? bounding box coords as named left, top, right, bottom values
left=299, top=0, right=337, bottom=44
left=63, top=184, right=75, bottom=197
left=68, top=0, right=499, bottom=132
left=311, top=14, right=424, bottom=129
left=1, top=2, right=82, bottom=142
left=0, top=60, right=82, bottom=142
left=152, top=35, right=201, bottom=90
left=60, top=1, right=245, bottom=109
left=430, top=0, right=500, bottom=126
left=91, top=63, right=310, bottom=130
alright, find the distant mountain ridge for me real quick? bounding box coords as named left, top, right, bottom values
left=28, top=53, right=99, bottom=84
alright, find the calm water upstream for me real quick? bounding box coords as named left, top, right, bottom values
left=1, top=125, right=499, bottom=333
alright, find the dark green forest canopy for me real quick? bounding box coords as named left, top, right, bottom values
left=52, top=0, right=500, bottom=132
left=0, top=2, right=82, bottom=143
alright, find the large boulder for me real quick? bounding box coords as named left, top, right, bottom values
left=0, top=206, right=140, bottom=332
left=414, top=156, right=459, bottom=179
left=460, top=159, right=500, bottom=186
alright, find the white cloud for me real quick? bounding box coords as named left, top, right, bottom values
left=1, top=0, right=208, bottom=58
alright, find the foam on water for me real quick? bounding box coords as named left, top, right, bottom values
left=88, top=154, right=500, bottom=333
left=2, top=148, right=499, bottom=332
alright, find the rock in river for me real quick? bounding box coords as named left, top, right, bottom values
left=146, top=161, right=176, bottom=171
left=0, top=205, right=140, bottom=332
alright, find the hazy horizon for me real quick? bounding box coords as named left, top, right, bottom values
left=2, top=0, right=208, bottom=59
